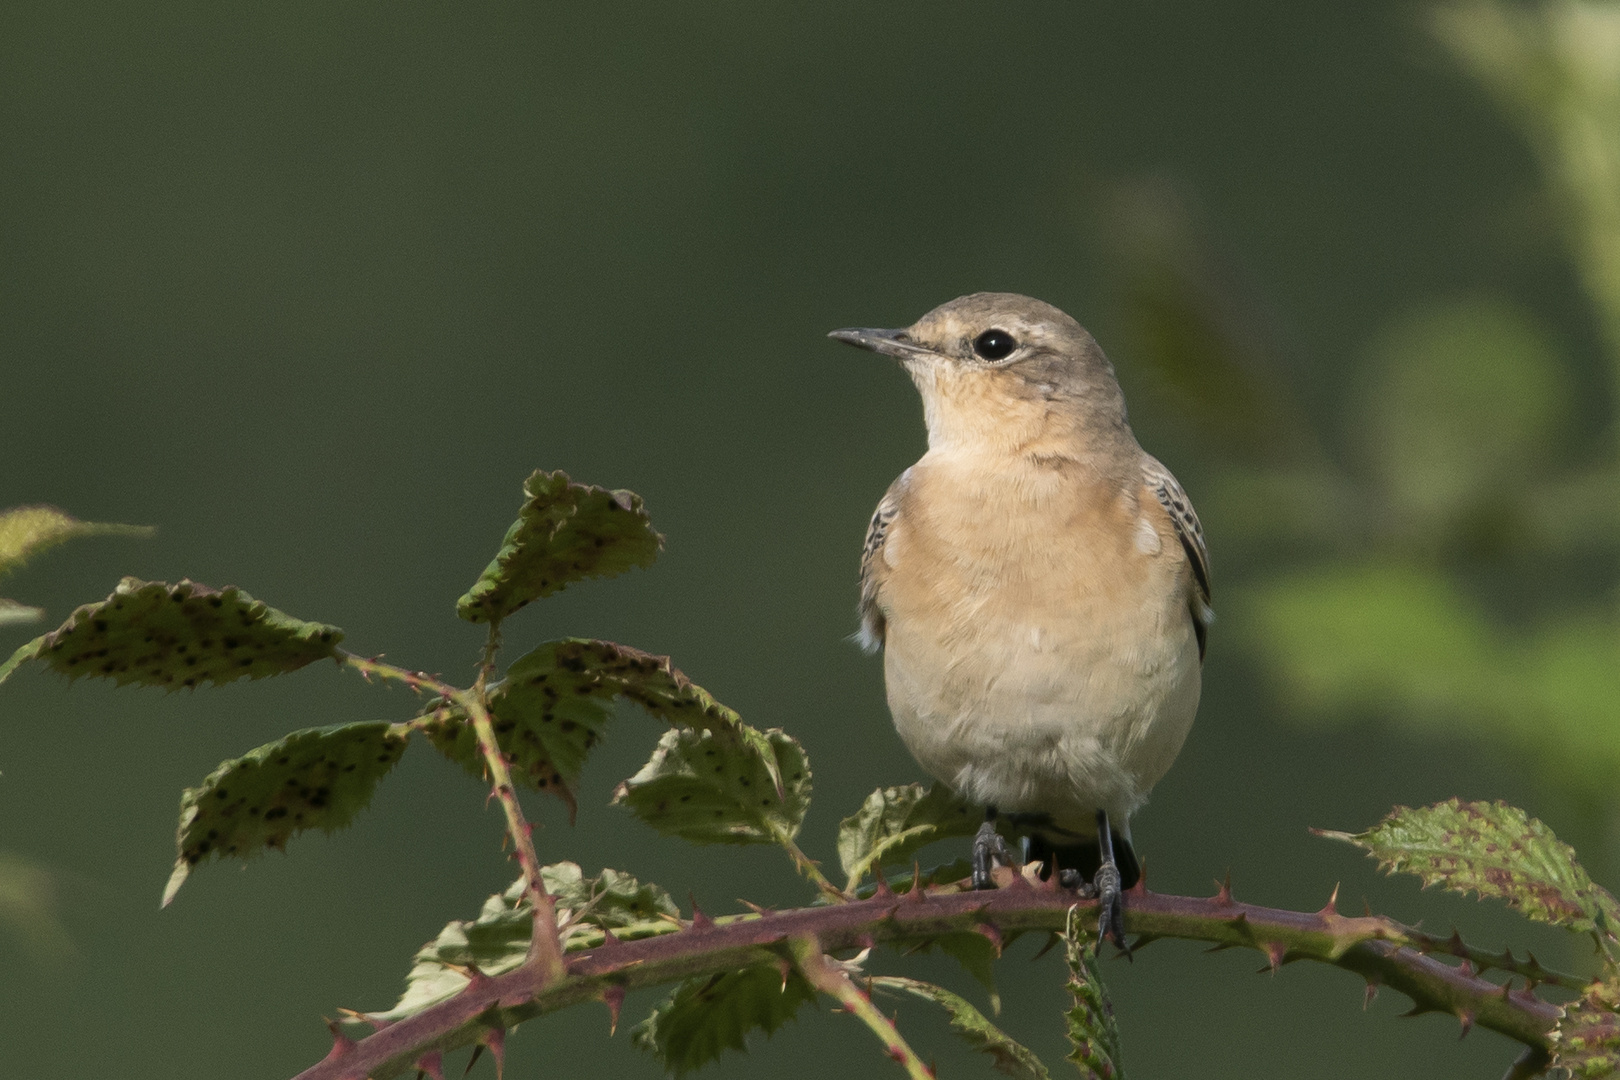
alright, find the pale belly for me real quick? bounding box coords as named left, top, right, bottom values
left=881, top=562, right=1202, bottom=832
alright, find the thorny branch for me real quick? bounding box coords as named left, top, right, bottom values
left=336, top=648, right=568, bottom=986
left=293, top=869, right=1568, bottom=1080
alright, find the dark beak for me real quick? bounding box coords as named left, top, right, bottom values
left=827, top=327, right=933, bottom=360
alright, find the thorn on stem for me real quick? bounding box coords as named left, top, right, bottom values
left=322, top=1021, right=357, bottom=1062
left=603, top=984, right=626, bottom=1035
left=416, top=1051, right=446, bottom=1080
left=1213, top=873, right=1234, bottom=906
left=1457, top=1010, right=1475, bottom=1039
left=688, top=896, right=715, bottom=930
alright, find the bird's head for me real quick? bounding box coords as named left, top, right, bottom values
left=830, top=292, right=1129, bottom=456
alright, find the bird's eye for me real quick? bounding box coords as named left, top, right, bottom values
left=972, top=329, right=1017, bottom=361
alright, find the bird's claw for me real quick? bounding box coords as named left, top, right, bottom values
left=1094, top=859, right=1129, bottom=956
left=971, top=820, right=1015, bottom=890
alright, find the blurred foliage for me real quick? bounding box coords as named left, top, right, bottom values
left=1099, top=0, right=1620, bottom=814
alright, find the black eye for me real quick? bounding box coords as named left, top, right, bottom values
left=972, top=329, right=1017, bottom=361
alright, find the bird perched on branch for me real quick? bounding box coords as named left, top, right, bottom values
left=830, top=293, right=1210, bottom=949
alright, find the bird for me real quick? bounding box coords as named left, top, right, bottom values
left=829, top=292, right=1210, bottom=949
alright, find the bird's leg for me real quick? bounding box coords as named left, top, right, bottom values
left=1093, top=808, right=1130, bottom=955
left=971, top=806, right=1016, bottom=890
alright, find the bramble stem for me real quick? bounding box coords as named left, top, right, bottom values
left=790, top=936, right=934, bottom=1080
left=292, top=875, right=1570, bottom=1080
left=335, top=648, right=567, bottom=986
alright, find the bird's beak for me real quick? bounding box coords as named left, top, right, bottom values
left=827, top=327, right=934, bottom=360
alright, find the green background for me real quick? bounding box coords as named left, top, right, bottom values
left=0, top=2, right=1606, bottom=1077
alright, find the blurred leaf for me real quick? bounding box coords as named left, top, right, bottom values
left=1094, top=176, right=1310, bottom=461
left=457, top=469, right=661, bottom=624
left=1554, top=977, right=1620, bottom=1078
left=1241, top=563, right=1620, bottom=798
left=0, top=851, right=74, bottom=969
left=871, top=976, right=1048, bottom=1080
left=1065, top=909, right=1124, bottom=1080
left=1319, top=799, right=1620, bottom=946
left=0, top=577, right=343, bottom=689
left=163, top=721, right=409, bottom=905
left=613, top=725, right=810, bottom=846
left=374, top=864, right=679, bottom=1024
left=0, top=598, right=44, bottom=628
left=1435, top=1, right=1620, bottom=364
left=421, top=638, right=742, bottom=815
left=0, top=505, right=153, bottom=579
left=1354, top=296, right=1570, bottom=549
left=837, top=782, right=981, bottom=889
left=633, top=963, right=815, bottom=1076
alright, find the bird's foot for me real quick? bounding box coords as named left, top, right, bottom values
left=971, top=820, right=1016, bottom=890
left=1094, top=859, right=1129, bottom=957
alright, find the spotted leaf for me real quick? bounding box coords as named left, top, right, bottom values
left=419, top=638, right=739, bottom=814
left=163, top=721, right=408, bottom=905
left=613, top=725, right=810, bottom=846
left=1, top=577, right=343, bottom=689
left=1318, top=799, right=1620, bottom=945
left=1555, top=978, right=1620, bottom=1079
left=457, top=470, right=661, bottom=624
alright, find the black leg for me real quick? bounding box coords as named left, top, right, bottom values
left=1094, top=809, right=1130, bottom=955
left=971, top=806, right=1016, bottom=890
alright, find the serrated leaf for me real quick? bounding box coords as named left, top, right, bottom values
left=0, top=598, right=44, bottom=628
left=373, top=863, right=679, bottom=1023
left=1320, top=799, right=1620, bottom=944
left=419, top=638, right=739, bottom=814
left=163, top=721, right=408, bottom=905
left=1065, top=908, right=1124, bottom=1080
left=871, top=976, right=1049, bottom=1080
left=633, top=963, right=815, bottom=1076
left=457, top=470, right=661, bottom=624
left=0, top=505, right=153, bottom=578
left=614, top=725, right=810, bottom=846
left=838, top=782, right=982, bottom=889
left=1555, top=978, right=1620, bottom=1079
left=2, top=577, right=343, bottom=690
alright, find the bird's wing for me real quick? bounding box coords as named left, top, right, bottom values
left=1143, top=456, right=1212, bottom=659
left=857, top=471, right=908, bottom=654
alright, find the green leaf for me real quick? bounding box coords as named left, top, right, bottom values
left=544, top=860, right=683, bottom=939
left=613, top=725, right=811, bottom=846
left=871, top=976, right=1049, bottom=1080
left=373, top=864, right=681, bottom=1024
left=457, top=470, right=661, bottom=624
left=1555, top=978, right=1620, bottom=1079
left=419, top=638, right=740, bottom=814
left=633, top=963, right=816, bottom=1076
left=162, top=721, right=408, bottom=905
left=0, top=598, right=44, bottom=628
left=1319, top=799, right=1620, bottom=945
left=1, top=577, right=343, bottom=690
left=933, top=932, right=1002, bottom=1014
left=838, top=782, right=982, bottom=889
left=0, top=505, right=153, bottom=579
left=1065, top=908, right=1124, bottom=1080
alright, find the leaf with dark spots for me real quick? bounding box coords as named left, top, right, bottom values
left=418, top=638, right=741, bottom=814
left=1, top=577, right=343, bottom=689
left=1319, top=799, right=1620, bottom=945
left=1554, top=978, right=1620, bottom=1078
left=456, top=470, right=662, bottom=624
left=614, top=725, right=811, bottom=846
left=163, top=721, right=409, bottom=905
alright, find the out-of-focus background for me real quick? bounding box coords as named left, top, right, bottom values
left=2, top=2, right=1617, bottom=1077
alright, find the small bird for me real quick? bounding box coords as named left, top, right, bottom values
left=830, top=293, right=1210, bottom=948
